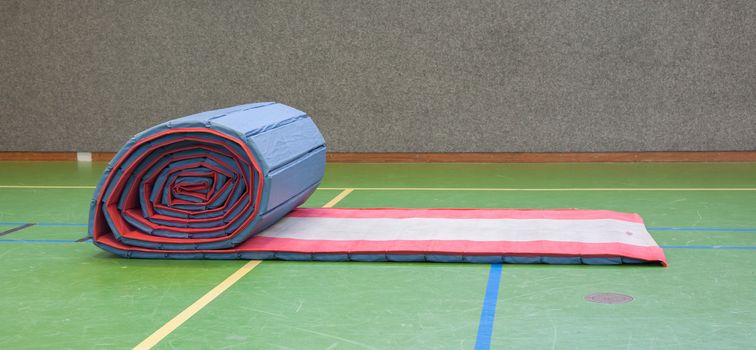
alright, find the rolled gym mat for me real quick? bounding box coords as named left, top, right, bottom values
left=89, top=102, right=326, bottom=255
left=89, top=102, right=666, bottom=265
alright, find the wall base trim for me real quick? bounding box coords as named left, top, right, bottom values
left=326, top=152, right=756, bottom=162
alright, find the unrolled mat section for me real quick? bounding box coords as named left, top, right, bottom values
left=89, top=102, right=666, bottom=265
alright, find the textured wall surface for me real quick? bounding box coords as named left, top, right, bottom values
left=1, top=0, right=755, bottom=152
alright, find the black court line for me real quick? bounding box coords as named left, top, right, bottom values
left=0, top=223, right=35, bottom=237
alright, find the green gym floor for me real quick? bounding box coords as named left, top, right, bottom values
left=1, top=161, right=755, bottom=349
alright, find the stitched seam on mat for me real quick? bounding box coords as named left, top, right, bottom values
left=206, top=102, right=278, bottom=122
left=243, top=114, right=309, bottom=138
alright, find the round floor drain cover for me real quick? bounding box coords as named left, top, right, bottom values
left=584, top=293, right=634, bottom=304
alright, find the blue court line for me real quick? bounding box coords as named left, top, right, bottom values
left=649, top=227, right=756, bottom=232
left=661, top=245, right=756, bottom=250
left=474, top=264, right=502, bottom=350
left=0, top=239, right=80, bottom=243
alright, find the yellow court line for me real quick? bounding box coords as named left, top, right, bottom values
left=322, top=188, right=354, bottom=207
left=133, top=260, right=262, bottom=350
left=132, top=189, right=353, bottom=349
left=317, top=187, right=756, bottom=191
left=2, top=185, right=756, bottom=191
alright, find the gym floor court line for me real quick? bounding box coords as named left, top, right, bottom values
left=0, top=161, right=755, bottom=349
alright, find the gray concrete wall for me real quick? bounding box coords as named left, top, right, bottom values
left=1, top=0, right=755, bottom=152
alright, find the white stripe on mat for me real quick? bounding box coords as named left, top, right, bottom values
left=259, top=217, right=657, bottom=247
